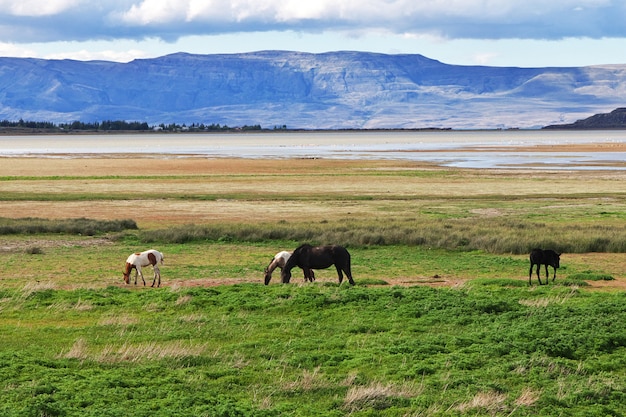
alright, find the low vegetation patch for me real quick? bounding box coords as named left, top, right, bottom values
left=568, top=271, right=614, bottom=281
left=139, top=218, right=626, bottom=254
left=0, top=217, right=137, bottom=235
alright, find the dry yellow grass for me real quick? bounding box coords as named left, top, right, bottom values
left=3, top=156, right=626, bottom=229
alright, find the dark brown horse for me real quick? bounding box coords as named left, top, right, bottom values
left=264, top=251, right=315, bottom=285
left=529, top=248, right=560, bottom=285
left=281, top=244, right=355, bottom=285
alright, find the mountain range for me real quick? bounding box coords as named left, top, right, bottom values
left=1, top=51, right=625, bottom=129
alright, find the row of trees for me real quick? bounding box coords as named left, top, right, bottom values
left=0, top=119, right=270, bottom=132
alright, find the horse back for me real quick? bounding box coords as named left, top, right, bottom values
left=311, top=245, right=350, bottom=268
left=530, top=248, right=560, bottom=267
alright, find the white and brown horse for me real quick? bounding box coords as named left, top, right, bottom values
left=123, top=249, right=164, bottom=287
left=264, top=251, right=315, bottom=285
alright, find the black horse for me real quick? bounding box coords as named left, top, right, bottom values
left=529, top=248, right=561, bottom=285
left=281, top=244, right=355, bottom=285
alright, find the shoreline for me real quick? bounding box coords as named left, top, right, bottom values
left=2, top=130, right=626, bottom=170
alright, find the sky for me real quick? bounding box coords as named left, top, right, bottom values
left=1, top=0, right=625, bottom=68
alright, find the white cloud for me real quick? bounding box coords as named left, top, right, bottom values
left=119, top=0, right=188, bottom=25
left=0, top=0, right=624, bottom=45
left=472, top=52, right=499, bottom=66
left=0, top=42, right=37, bottom=57
left=43, top=48, right=150, bottom=62
left=0, top=0, right=83, bottom=16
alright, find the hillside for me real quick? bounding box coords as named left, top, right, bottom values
left=1, top=51, right=625, bottom=129
left=543, top=107, right=626, bottom=129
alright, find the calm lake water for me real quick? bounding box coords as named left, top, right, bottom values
left=1, top=130, right=625, bottom=170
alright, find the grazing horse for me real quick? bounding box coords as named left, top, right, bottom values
left=264, top=251, right=315, bottom=285
left=281, top=244, right=355, bottom=285
left=529, top=248, right=560, bottom=285
left=123, top=249, right=164, bottom=287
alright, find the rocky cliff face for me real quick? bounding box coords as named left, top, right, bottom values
left=0, top=51, right=625, bottom=129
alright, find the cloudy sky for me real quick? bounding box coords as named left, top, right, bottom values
left=1, top=0, right=625, bottom=67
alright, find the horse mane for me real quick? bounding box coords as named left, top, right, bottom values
left=293, top=243, right=313, bottom=253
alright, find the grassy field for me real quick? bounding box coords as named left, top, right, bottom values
left=1, top=157, right=626, bottom=416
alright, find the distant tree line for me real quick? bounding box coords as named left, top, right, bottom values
left=0, top=119, right=56, bottom=129
left=0, top=119, right=268, bottom=132
left=155, top=122, right=262, bottom=131
left=59, top=120, right=151, bottom=131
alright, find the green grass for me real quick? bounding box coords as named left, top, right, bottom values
left=0, top=236, right=619, bottom=415
left=1, top=283, right=626, bottom=416
left=0, top=241, right=536, bottom=287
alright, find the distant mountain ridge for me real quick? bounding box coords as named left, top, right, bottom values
left=0, top=51, right=625, bottom=129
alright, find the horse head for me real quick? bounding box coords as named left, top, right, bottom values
left=122, top=262, right=132, bottom=284
left=263, top=266, right=272, bottom=285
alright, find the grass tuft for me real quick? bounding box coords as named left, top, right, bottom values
left=24, top=246, right=44, bottom=255
left=343, top=381, right=422, bottom=412
left=455, top=390, right=508, bottom=414
left=98, top=341, right=208, bottom=363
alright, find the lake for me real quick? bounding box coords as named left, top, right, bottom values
left=1, top=130, right=625, bottom=170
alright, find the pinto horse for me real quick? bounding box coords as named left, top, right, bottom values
left=264, top=251, right=315, bottom=285
left=529, top=248, right=560, bottom=285
left=123, top=249, right=164, bottom=287
left=281, top=244, right=355, bottom=285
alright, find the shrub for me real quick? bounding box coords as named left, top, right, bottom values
left=138, top=218, right=626, bottom=254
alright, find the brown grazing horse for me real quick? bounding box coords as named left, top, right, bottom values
left=264, top=251, right=315, bottom=285
left=529, top=248, right=560, bottom=285
left=281, top=244, right=355, bottom=285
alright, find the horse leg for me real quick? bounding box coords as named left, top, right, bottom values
left=334, top=265, right=344, bottom=284
left=345, top=269, right=355, bottom=286
left=535, top=264, right=543, bottom=285
left=303, top=268, right=315, bottom=282
left=343, top=263, right=355, bottom=285
left=528, top=263, right=534, bottom=285
left=137, top=265, right=146, bottom=286
left=544, top=265, right=550, bottom=285
left=551, top=266, right=557, bottom=282
left=281, top=268, right=292, bottom=284
left=152, top=265, right=160, bottom=287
